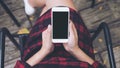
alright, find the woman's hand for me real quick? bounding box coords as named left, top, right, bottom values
left=63, top=22, right=95, bottom=65
left=63, top=21, right=79, bottom=52
left=41, top=24, right=54, bottom=54
left=26, top=25, right=54, bottom=67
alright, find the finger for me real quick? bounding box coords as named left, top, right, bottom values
left=44, top=24, right=51, bottom=34
left=48, top=24, right=52, bottom=33
left=69, top=22, right=74, bottom=37
left=71, top=22, right=78, bottom=38
left=48, top=25, right=52, bottom=39
left=42, top=24, right=50, bottom=37
left=69, top=21, right=76, bottom=36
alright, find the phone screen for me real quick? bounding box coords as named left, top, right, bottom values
left=53, top=12, right=68, bottom=39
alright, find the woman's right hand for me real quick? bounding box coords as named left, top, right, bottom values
left=63, top=22, right=95, bottom=65
left=63, top=21, right=79, bottom=52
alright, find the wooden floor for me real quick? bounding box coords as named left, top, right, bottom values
left=0, top=0, right=120, bottom=68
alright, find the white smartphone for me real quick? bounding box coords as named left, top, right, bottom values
left=51, top=7, right=70, bottom=43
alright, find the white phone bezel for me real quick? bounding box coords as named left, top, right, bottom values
left=51, top=7, right=69, bottom=43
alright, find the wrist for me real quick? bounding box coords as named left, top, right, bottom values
left=26, top=48, right=48, bottom=66
left=87, top=59, right=95, bottom=65
left=40, top=47, right=50, bottom=55
left=68, top=47, right=95, bottom=65
left=68, top=45, right=79, bottom=53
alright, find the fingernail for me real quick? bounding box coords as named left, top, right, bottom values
left=48, top=24, right=51, bottom=28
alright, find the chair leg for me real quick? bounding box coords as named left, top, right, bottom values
left=0, top=28, right=21, bottom=68
left=103, top=23, right=116, bottom=68
left=91, top=22, right=116, bottom=68
left=91, top=0, right=95, bottom=8
left=0, top=0, right=21, bottom=27
left=19, top=35, right=27, bottom=60
left=0, top=30, right=5, bottom=68
left=2, top=28, right=20, bottom=50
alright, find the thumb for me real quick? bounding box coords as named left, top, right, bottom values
left=69, top=22, right=74, bottom=37
left=47, top=24, right=52, bottom=32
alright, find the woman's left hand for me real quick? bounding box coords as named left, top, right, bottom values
left=26, top=25, right=54, bottom=66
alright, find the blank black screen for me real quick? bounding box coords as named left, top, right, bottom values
left=53, top=12, right=68, bottom=39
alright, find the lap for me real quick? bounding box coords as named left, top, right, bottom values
left=23, top=7, right=94, bottom=61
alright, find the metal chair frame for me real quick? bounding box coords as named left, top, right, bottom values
left=0, top=0, right=32, bottom=27
left=0, top=22, right=116, bottom=68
